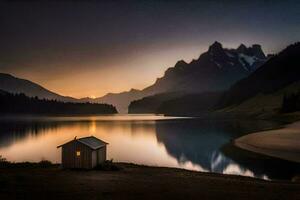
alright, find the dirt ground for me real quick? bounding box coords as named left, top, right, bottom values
left=235, top=121, right=300, bottom=163
left=0, top=163, right=299, bottom=200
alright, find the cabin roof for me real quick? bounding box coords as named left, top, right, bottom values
left=57, top=136, right=108, bottom=150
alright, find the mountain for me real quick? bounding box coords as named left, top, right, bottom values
left=0, top=73, right=78, bottom=102
left=129, top=42, right=300, bottom=117
left=98, top=42, right=267, bottom=112
left=1, top=41, right=267, bottom=113
left=142, top=41, right=266, bottom=94
left=216, top=42, right=300, bottom=115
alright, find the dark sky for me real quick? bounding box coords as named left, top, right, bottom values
left=0, top=0, right=299, bottom=98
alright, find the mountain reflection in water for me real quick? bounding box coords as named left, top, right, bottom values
left=0, top=115, right=298, bottom=180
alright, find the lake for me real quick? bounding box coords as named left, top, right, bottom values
left=0, top=114, right=298, bottom=180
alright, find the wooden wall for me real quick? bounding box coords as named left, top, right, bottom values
left=61, top=140, right=93, bottom=169
left=61, top=141, right=107, bottom=169
left=97, top=146, right=107, bottom=165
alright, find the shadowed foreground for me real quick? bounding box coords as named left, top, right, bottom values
left=0, top=163, right=299, bottom=200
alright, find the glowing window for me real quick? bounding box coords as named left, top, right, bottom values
left=76, top=151, right=81, bottom=156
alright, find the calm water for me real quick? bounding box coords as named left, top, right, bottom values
left=0, top=114, right=298, bottom=180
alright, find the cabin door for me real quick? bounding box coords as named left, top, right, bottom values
left=75, top=149, right=81, bottom=168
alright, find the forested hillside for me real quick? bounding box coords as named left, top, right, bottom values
left=0, top=90, right=117, bottom=115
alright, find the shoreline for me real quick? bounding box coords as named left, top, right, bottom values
left=0, top=162, right=300, bottom=200
left=234, top=121, right=300, bottom=163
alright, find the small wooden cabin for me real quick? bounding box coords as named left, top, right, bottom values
left=57, top=136, right=108, bottom=169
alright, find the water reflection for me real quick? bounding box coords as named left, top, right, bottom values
left=154, top=120, right=284, bottom=179
left=0, top=115, right=297, bottom=180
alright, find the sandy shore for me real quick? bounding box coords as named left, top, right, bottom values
left=0, top=163, right=300, bottom=200
left=235, top=121, right=300, bottom=163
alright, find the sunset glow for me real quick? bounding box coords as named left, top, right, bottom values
left=0, top=0, right=300, bottom=199
left=1, top=1, right=299, bottom=98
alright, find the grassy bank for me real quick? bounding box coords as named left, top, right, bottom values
left=0, top=161, right=300, bottom=200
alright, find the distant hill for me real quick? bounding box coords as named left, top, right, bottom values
left=216, top=81, right=300, bottom=117
left=157, top=92, right=222, bottom=116
left=0, top=90, right=117, bottom=115
left=0, top=73, right=78, bottom=102
left=128, top=91, right=222, bottom=115
left=98, top=42, right=267, bottom=112
left=281, top=89, right=300, bottom=113
left=216, top=42, right=300, bottom=114
left=83, top=89, right=145, bottom=113
left=128, top=92, right=184, bottom=114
